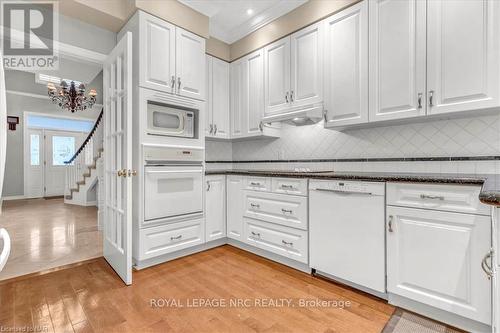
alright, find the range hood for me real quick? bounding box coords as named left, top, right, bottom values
left=262, top=103, right=324, bottom=126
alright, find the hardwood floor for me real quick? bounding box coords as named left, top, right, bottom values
left=0, top=198, right=101, bottom=281
left=0, top=245, right=394, bottom=332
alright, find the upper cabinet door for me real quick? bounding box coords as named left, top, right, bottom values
left=246, top=49, right=265, bottom=135
left=175, top=27, right=206, bottom=101
left=230, top=59, right=245, bottom=138
left=139, top=13, right=176, bottom=93
left=211, top=57, right=230, bottom=138
left=323, top=1, right=368, bottom=127
left=205, top=56, right=213, bottom=136
left=369, top=0, right=426, bottom=122
left=427, top=0, right=500, bottom=115
left=264, top=37, right=291, bottom=116
left=290, top=22, right=323, bottom=108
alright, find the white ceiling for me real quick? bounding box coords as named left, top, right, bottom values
left=179, top=0, right=308, bottom=44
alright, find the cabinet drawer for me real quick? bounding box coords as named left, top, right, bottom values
left=387, top=182, right=489, bottom=216
left=245, top=177, right=271, bottom=191
left=244, top=191, right=308, bottom=230
left=244, top=217, right=308, bottom=264
left=138, top=219, right=204, bottom=260
left=272, top=178, right=308, bottom=196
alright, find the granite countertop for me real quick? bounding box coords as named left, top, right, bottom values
left=205, top=169, right=500, bottom=207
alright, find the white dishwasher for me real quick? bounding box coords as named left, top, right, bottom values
left=309, top=180, right=386, bottom=295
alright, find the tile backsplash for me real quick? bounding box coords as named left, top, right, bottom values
left=206, top=113, right=500, bottom=174
left=231, top=114, right=500, bottom=161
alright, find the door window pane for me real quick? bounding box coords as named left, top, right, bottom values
left=52, top=136, right=75, bottom=166
left=30, top=134, right=40, bottom=165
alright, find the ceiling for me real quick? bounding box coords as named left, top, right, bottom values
left=179, top=0, right=307, bottom=44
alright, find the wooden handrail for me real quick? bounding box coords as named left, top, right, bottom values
left=64, top=108, right=103, bottom=164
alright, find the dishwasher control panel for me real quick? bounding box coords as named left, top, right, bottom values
left=309, top=180, right=385, bottom=196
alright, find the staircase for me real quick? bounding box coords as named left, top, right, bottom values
left=64, top=109, right=104, bottom=207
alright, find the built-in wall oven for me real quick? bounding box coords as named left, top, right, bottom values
left=143, top=146, right=204, bottom=226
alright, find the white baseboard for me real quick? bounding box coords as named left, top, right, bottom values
left=2, top=195, right=25, bottom=201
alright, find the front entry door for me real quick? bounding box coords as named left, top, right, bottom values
left=44, top=130, right=82, bottom=197
left=103, top=32, right=133, bottom=285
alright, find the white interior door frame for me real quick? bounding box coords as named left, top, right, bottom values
left=22, top=112, right=88, bottom=198
left=0, top=54, right=6, bottom=209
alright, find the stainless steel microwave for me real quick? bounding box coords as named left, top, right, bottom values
left=146, top=101, right=195, bottom=138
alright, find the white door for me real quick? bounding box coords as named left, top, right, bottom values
left=369, top=0, right=426, bottom=122
left=386, top=206, right=492, bottom=324
left=175, top=27, right=206, bottom=100
left=230, top=58, right=244, bottom=138
left=264, top=36, right=290, bottom=115
left=44, top=130, right=81, bottom=197
left=246, top=49, right=265, bottom=135
left=211, top=57, right=230, bottom=138
left=226, top=175, right=244, bottom=240
left=290, top=22, right=323, bottom=108
left=427, top=0, right=500, bottom=115
left=139, top=12, right=176, bottom=93
left=205, top=175, right=226, bottom=241
left=103, top=32, right=133, bottom=285
left=25, top=129, right=44, bottom=198
left=324, top=1, right=368, bottom=127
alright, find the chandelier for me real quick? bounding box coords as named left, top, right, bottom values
left=47, top=80, right=97, bottom=113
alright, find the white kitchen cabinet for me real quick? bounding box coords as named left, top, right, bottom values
left=176, top=27, right=206, bottom=100
left=264, top=37, right=290, bottom=115
left=427, top=0, right=500, bottom=115
left=206, top=55, right=230, bottom=139
left=386, top=206, right=492, bottom=325
left=226, top=175, right=244, bottom=240
left=323, top=0, right=368, bottom=127
left=205, top=175, right=226, bottom=241
left=290, top=22, right=323, bottom=109
left=123, top=11, right=206, bottom=100
left=230, top=50, right=280, bottom=140
left=368, top=0, right=426, bottom=122
left=138, top=13, right=176, bottom=93
left=263, top=22, right=323, bottom=118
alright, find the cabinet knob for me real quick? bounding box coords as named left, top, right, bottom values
left=214, top=124, right=218, bottom=135
left=206, top=181, right=211, bottom=191
left=429, top=90, right=434, bottom=107
left=285, top=91, right=289, bottom=103
left=417, top=93, right=423, bottom=109
left=171, top=76, right=175, bottom=92
left=290, top=90, right=294, bottom=102
left=177, top=77, right=181, bottom=91
left=209, top=124, right=214, bottom=134
left=481, top=249, right=493, bottom=280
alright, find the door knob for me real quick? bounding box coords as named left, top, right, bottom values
left=117, top=169, right=127, bottom=177
left=128, top=169, right=137, bottom=177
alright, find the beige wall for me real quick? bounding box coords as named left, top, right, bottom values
left=206, top=37, right=231, bottom=62
left=230, top=0, right=359, bottom=61
left=134, top=0, right=209, bottom=38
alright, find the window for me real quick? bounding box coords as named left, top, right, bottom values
left=30, top=134, right=40, bottom=166
left=52, top=136, right=75, bottom=166
left=27, top=115, right=93, bottom=132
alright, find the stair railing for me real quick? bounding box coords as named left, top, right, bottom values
left=64, top=109, right=103, bottom=197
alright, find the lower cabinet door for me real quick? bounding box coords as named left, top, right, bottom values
left=205, top=175, right=226, bottom=241
left=244, top=217, right=308, bottom=264
left=227, top=175, right=244, bottom=240
left=138, top=219, right=204, bottom=260
left=386, top=206, right=492, bottom=324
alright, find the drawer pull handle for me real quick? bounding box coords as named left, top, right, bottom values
left=388, top=215, right=394, bottom=233
left=250, top=203, right=260, bottom=209
left=280, top=185, right=296, bottom=190
left=420, top=194, right=444, bottom=201
left=171, top=235, right=182, bottom=241
left=281, top=208, right=293, bottom=214
left=250, top=182, right=261, bottom=186
left=251, top=231, right=261, bottom=238
left=282, top=240, right=293, bottom=246
left=481, top=249, right=493, bottom=280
